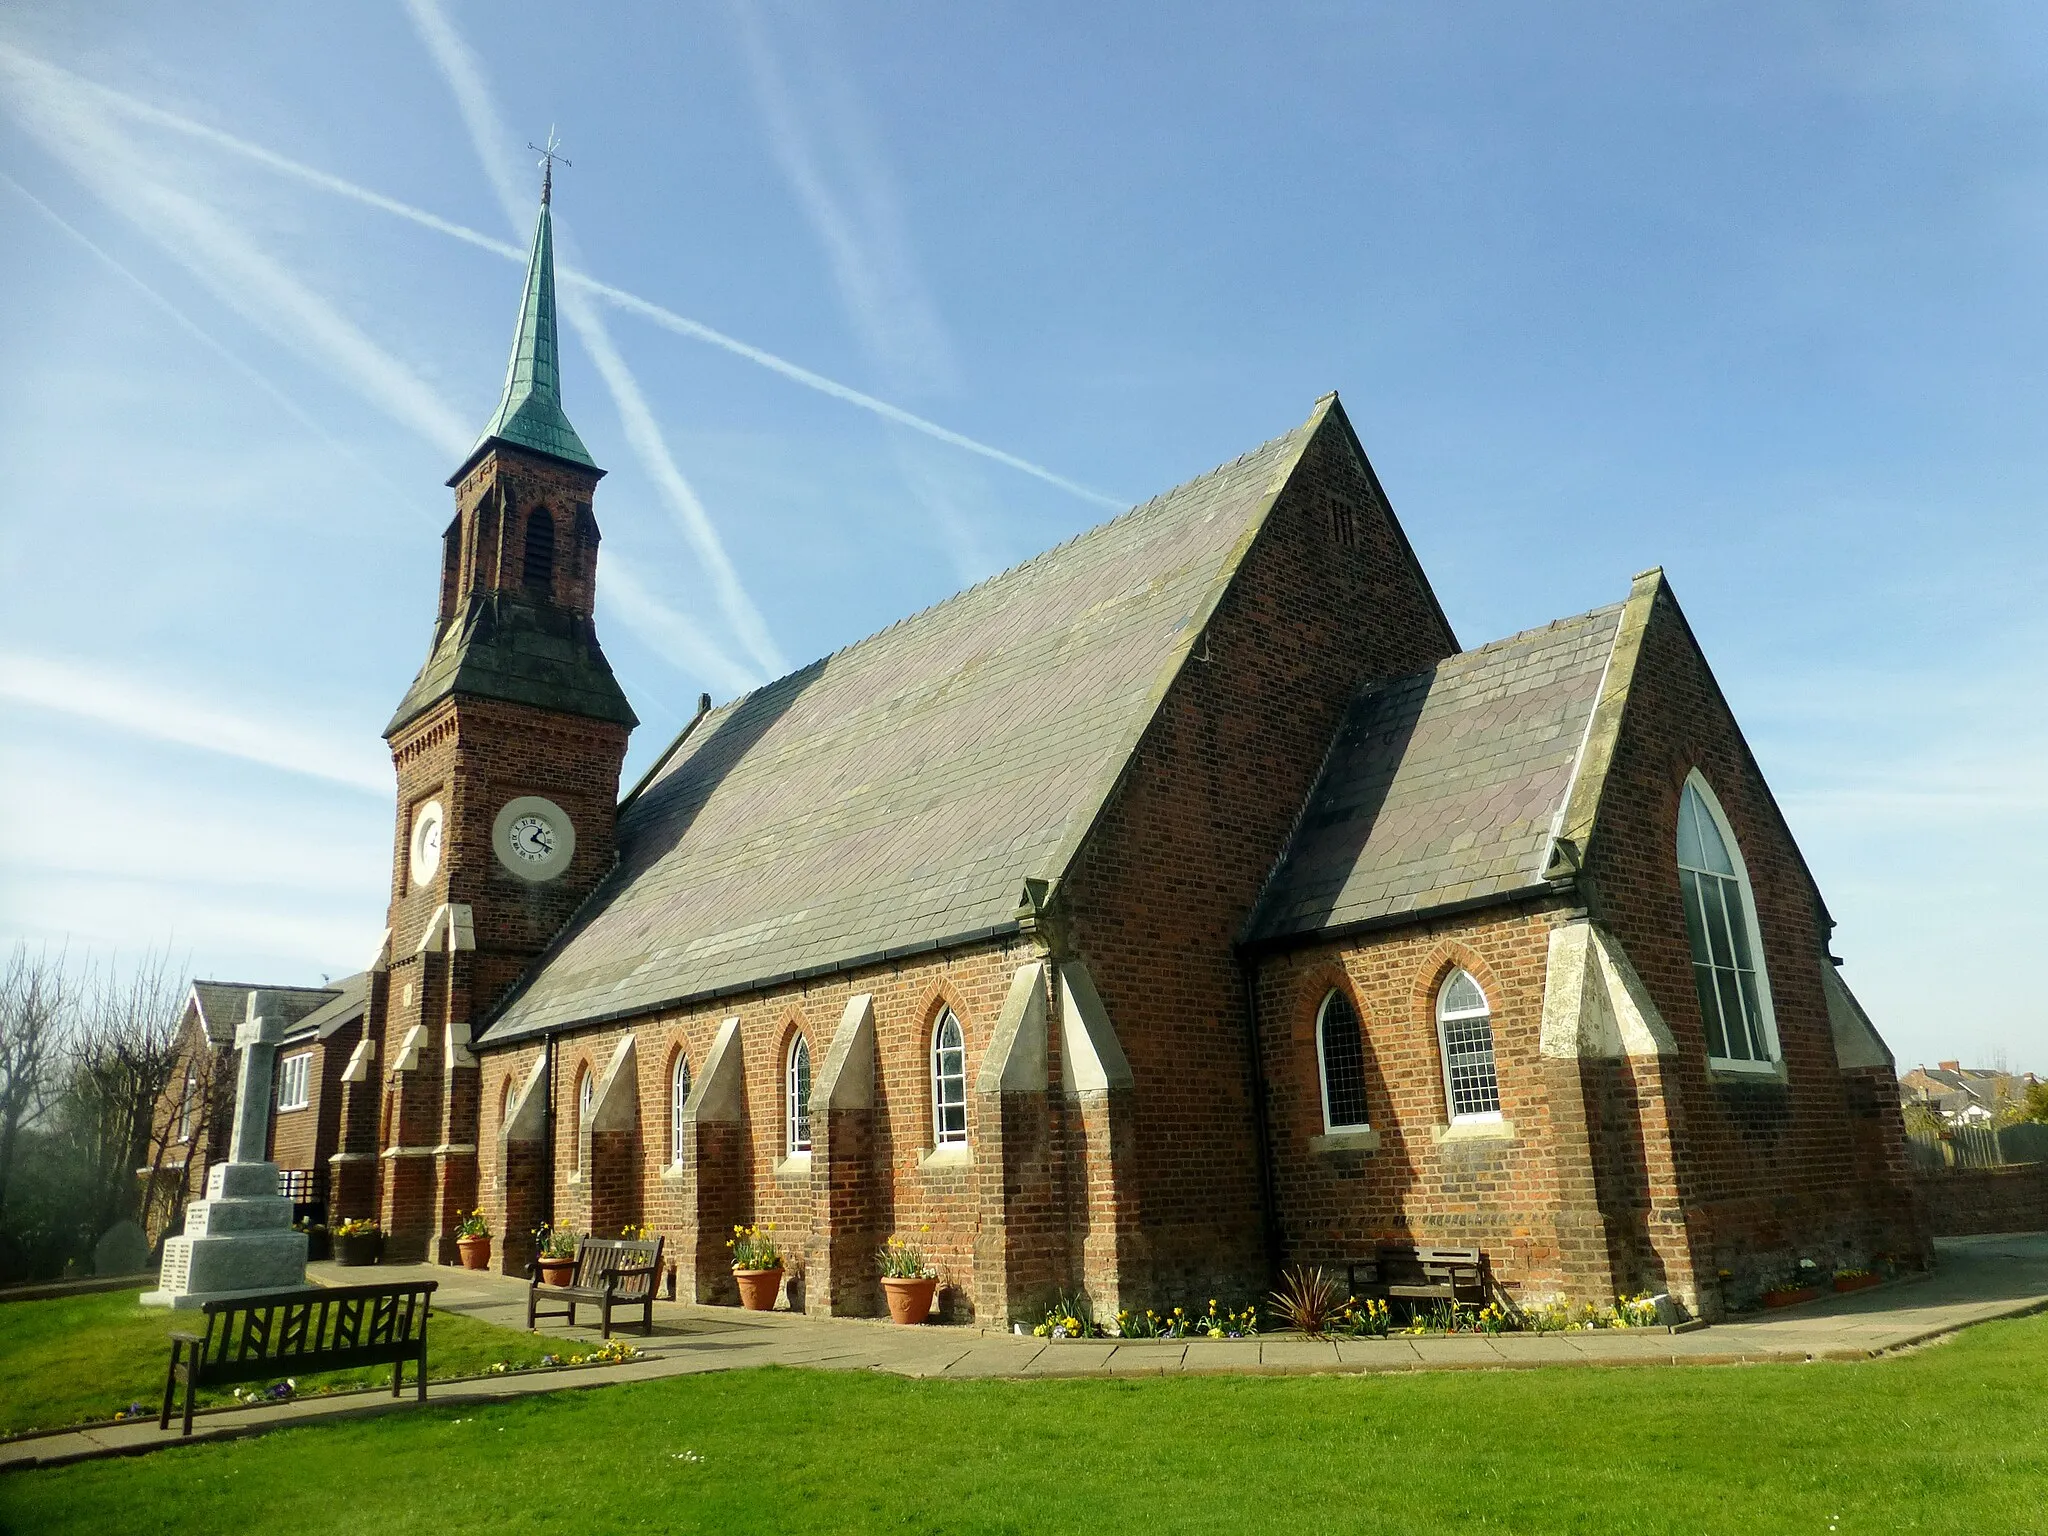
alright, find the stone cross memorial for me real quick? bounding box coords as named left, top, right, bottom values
left=142, top=992, right=309, bottom=1308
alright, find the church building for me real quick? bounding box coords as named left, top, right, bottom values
left=165, top=180, right=1929, bottom=1325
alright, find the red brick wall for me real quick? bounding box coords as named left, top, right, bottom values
left=1581, top=582, right=1930, bottom=1293
left=1915, top=1165, right=2048, bottom=1237
left=1057, top=406, right=1458, bottom=1306
left=1255, top=904, right=1582, bottom=1300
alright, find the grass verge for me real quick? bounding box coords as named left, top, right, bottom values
left=1, top=1309, right=2043, bottom=1533
left=0, top=1290, right=551, bottom=1435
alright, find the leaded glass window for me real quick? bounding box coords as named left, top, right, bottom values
left=1676, top=777, right=1775, bottom=1064
left=1436, top=971, right=1501, bottom=1121
left=670, top=1050, right=691, bottom=1166
left=931, top=1010, right=968, bottom=1146
left=786, top=1036, right=812, bottom=1155
left=1316, top=991, right=1370, bottom=1129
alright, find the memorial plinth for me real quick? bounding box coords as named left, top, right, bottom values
left=143, top=992, right=309, bottom=1308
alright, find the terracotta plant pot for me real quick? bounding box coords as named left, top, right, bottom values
left=1761, top=1285, right=1819, bottom=1309
left=1833, top=1272, right=1882, bottom=1294
left=734, top=1266, right=784, bottom=1311
left=335, top=1232, right=382, bottom=1267
left=881, top=1275, right=938, bottom=1325
left=457, top=1235, right=492, bottom=1271
left=537, top=1258, right=575, bottom=1286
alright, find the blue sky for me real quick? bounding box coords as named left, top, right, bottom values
left=0, top=2, right=2042, bottom=1073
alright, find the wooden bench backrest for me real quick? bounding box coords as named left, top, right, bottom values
left=573, top=1237, right=663, bottom=1299
left=195, top=1282, right=436, bottom=1377
left=1415, top=1246, right=1483, bottom=1278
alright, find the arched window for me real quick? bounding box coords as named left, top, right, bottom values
left=522, top=506, right=556, bottom=595
left=1677, top=773, right=1778, bottom=1065
left=1436, top=971, right=1501, bottom=1122
left=785, top=1035, right=811, bottom=1156
left=931, top=1009, right=967, bottom=1146
left=669, top=1049, right=692, bottom=1166
left=497, top=1076, right=513, bottom=1133
left=573, top=1066, right=593, bottom=1170
left=1315, top=990, right=1369, bottom=1130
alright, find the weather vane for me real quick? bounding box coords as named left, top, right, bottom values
left=529, top=127, right=570, bottom=205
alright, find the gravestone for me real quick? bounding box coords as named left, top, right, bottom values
left=141, top=992, right=309, bottom=1308
left=93, top=1219, right=150, bottom=1277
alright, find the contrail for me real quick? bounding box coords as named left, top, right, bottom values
left=401, top=0, right=788, bottom=679
left=0, top=171, right=410, bottom=501
left=1, top=43, right=1127, bottom=512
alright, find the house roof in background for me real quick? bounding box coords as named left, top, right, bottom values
left=186, top=980, right=338, bottom=1046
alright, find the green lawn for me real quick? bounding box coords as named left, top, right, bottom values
left=0, top=1291, right=551, bottom=1435
left=2, top=1311, right=2044, bottom=1535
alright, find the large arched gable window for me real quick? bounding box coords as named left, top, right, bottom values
left=1314, top=990, right=1369, bottom=1130
left=669, top=1049, right=692, bottom=1167
left=785, top=1035, right=812, bottom=1156
left=1677, top=772, right=1779, bottom=1066
left=522, top=506, right=556, bottom=595
left=931, top=1009, right=967, bottom=1146
left=1436, top=971, right=1501, bottom=1123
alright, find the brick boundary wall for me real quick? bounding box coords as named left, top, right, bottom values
left=1914, top=1165, right=2048, bottom=1237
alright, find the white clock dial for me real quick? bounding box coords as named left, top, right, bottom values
left=492, top=795, right=575, bottom=882
left=409, top=799, right=446, bottom=888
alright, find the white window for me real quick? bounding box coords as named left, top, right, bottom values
left=931, top=1009, right=968, bottom=1146
left=574, top=1068, right=593, bottom=1170
left=277, top=1052, right=311, bottom=1113
left=177, top=1071, right=197, bottom=1141
left=1315, top=990, right=1370, bottom=1130
left=1676, top=773, right=1779, bottom=1066
left=786, top=1035, right=812, bottom=1155
left=1436, top=971, right=1501, bottom=1122
left=670, top=1050, right=691, bottom=1166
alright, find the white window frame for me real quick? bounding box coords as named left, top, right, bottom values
left=785, top=1035, right=812, bottom=1156
left=1314, top=990, right=1370, bottom=1131
left=573, top=1067, right=593, bottom=1171
left=1676, top=769, right=1781, bottom=1072
left=931, top=1009, right=968, bottom=1147
left=177, top=1070, right=197, bottom=1141
left=669, top=1050, right=691, bottom=1167
left=277, top=1052, right=311, bottom=1113
left=1435, top=972, right=1502, bottom=1124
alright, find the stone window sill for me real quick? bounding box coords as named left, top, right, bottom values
left=774, top=1152, right=812, bottom=1179
left=1709, top=1057, right=1788, bottom=1084
left=565, top=1171, right=585, bottom=1187
left=1310, top=1127, right=1380, bottom=1155
left=658, top=1159, right=687, bottom=1183
left=1433, top=1119, right=1516, bottom=1144
left=919, top=1143, right=974, bottom=1171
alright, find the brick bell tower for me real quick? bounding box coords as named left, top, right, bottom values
left=370, top=162, right=636, bottom=1264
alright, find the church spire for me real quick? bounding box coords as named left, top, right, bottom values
left=453, top=152, right=596, bottom=483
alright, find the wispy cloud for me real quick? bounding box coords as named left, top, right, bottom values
left=6, top=42, right=1124, bottom=511
left=0, top=42, right=473, bottom=462
left=728, top=1, right=1014, bottom=580
left=600, top=563, right=758, bottom=698
left=0, top=652, right=390, bottom=794
left=402, top=0, right=789, bottom=680
left=0, top=170, right=407, bottom=500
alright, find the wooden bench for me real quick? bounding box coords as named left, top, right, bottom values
left=160, top=1280, right=436, bottom=1436
left=1370, top=1245, right=1489, bottom=1313
left=527, top=1236, right=664, bottom=1339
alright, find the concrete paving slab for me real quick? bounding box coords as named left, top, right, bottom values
left=1256, top=1341, right=1343, bottom=1371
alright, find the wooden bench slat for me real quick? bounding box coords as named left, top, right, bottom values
left=528, top=1237, right=664, bottom=1339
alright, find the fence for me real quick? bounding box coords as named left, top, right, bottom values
left=1908, top=1122, right=2048, bottom=1172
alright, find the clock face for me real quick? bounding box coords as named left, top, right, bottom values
left=409, top=799, right=446, bottom=888
left=508, top=814, right=555, bottom=862
left=492, top=795, right=575, bottom=882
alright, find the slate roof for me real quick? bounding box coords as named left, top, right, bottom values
left=386, top=593, right=637, bottom=736
left=482, top=406, right=1327, bottom=1042
left=187, top=981, right=339, bottom=1046
left=284, top=972, right=371, bottom=1042
left=1245, top=601, right=1625, bottom=944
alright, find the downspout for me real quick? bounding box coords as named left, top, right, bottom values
left=1241, top=960, right=1284, bottom=1283
left=541, top=1033, right=556, bottom=1235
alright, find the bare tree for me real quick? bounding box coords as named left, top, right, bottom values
left=57, top=950, right=186, bottom=1247
left=0, top=943, right=73, bottom=1229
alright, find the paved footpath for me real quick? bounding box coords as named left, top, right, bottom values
left=6, top=1232, right=2042, bottom=1472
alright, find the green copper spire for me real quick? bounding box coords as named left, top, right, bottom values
left=460, top=180, right=597, bottom=477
